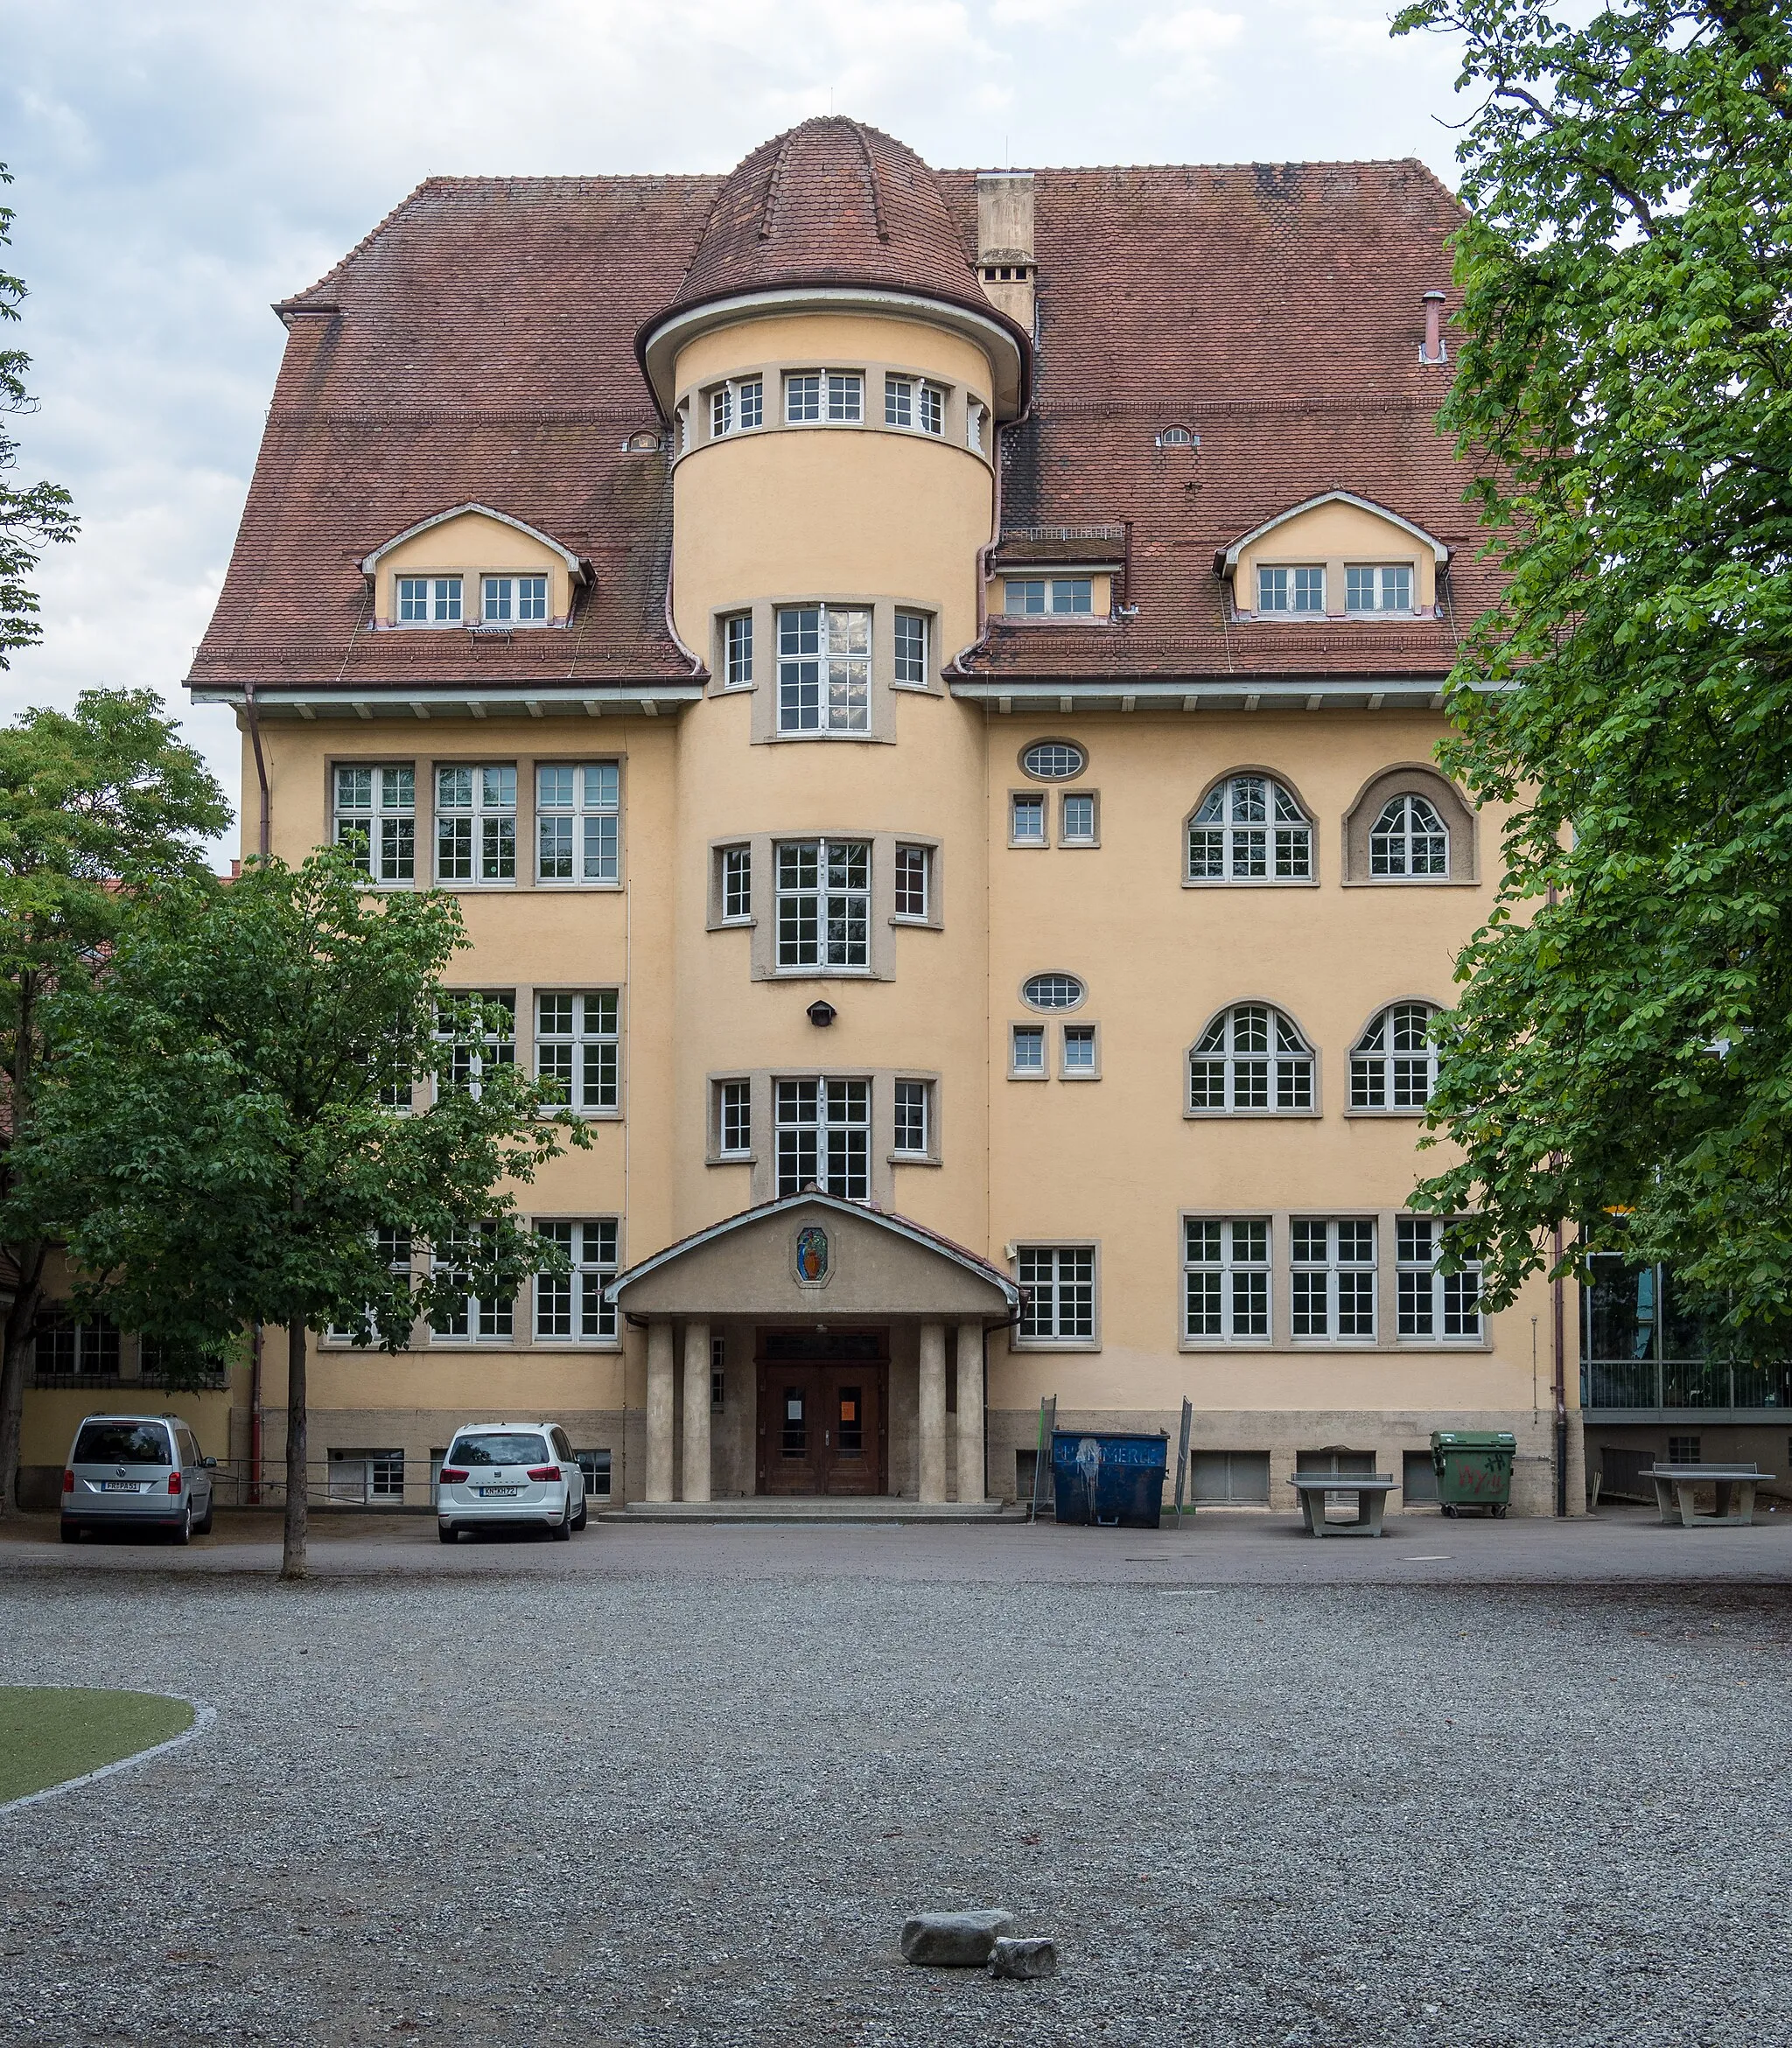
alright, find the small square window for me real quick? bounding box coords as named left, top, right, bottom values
left=1667, top=1434, right=1701, bottom=1465
left=1011, top=793, right=1046, bottom=843
left=1257, top=565, right=1326, bottom=614
left=710, top=386, right=732, bottom=437
left=893, top=611, right=929, bottom=686
left=919, top=384, right=944, bottom=436
left=885, top=375, right=914, bottom=428
left=397, top=576, right=462, bottom=625
left=1005, top=578, right=1046, bottom=615
left=1050, top=577, right=1092, bottom=614
left=825, top=372, right=862, bottom=422
left=785, top=373, right=822, bottom=423
left=483, top=575, right=549, bottom=624
left=738, top=379, right=764, bottom=429
left=1347, top=564, right=1415, bottom=613
left=1060, top=793, right=1096, bottom=844
left=1062, top=1024, right=1097, bottom=1075
left=575, top=1448, right=612, bottom=1497
left=724, top=613, right=754, bottom=688
left=1011, top=1024, right=1046, bottom=1075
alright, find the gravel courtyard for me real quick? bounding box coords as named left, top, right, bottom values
left=2, top=1521, right=1788, bottom=2047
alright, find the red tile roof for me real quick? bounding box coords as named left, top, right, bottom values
left=188, top=142, right=1488, bottom=699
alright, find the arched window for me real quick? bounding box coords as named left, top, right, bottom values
left=1350, top=1003, right=1439, bottom=1109
left=1187, top=776, right=1312, bottom=882
left=1370, top=793, right=1448, bottom=877
left=1189, top=1004, right=1314, bottom=1112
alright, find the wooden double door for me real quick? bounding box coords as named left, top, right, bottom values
left=755, top=1328, right=888, bottom=1496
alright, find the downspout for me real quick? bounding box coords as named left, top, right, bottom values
left=242, top=681, right=270, bottom=1506
left=943, top=412, right=1008, bottom=679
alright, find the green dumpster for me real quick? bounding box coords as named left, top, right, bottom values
left=1430, top=1430, right=1516, bottom=1518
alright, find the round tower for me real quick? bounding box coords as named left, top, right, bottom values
left=636, top=120, right=1031, bottom=1253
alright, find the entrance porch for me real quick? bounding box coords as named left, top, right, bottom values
left=605, top=1193, right=1021, bottom=1506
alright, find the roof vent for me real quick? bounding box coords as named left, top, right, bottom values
left=1420, top=290, right=1448, bottom=366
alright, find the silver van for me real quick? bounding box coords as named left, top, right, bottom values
left=61, top=1414, right=217, bottom=1545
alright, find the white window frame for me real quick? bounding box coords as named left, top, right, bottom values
left=533, top=1218, right=619, bottom=1344
left=1022, top=972, right=1086, bottom=1012
left=710, top=384, right=733, bottom=437
left=430, top=1222, right=514, bottom=1342
left=1060, top=791, right=1098, bottom=847
left=892, top=1078, right=931, bottom=1157
left=776, top=605, right=872, bottom=734
left=1370, top=793, right=1449, bottom=877
left=1396, top=1217, right=1483, bottom=1342
left=327, top=1226, right=415, bottom=1345
left=1010, top=1024, right=1046, bottom=1078
left=1010, top=793, right=1047, bottom=845
left=967, top=400, right=986, bottom=452
left=435, top=990, right=515, bottom=1100
left=396, top=575, right=462, bottom=626
left=1351, top=1003, right=1439, bottom=1111
left=892, top=843, right=931, bottom=922
left=719, top=844, right=752, bottom=924
left=1345, top=563, right=1415, bottom=613
left=775, top=839, right=870, bottom=971
left=884, top=375, right=914, bottom=428
left=1004, top=577, right=1094, bottom=616
left=893, top=610, right=929, bottom=687
left=717, top=1079, right=752, bottom=1159
left=1182, top=1218, right=1270, bottom=1342
left=1060, top=1023, right=1098, bottom=1079
left=774, top=1077, right=871, bottom=1199
left=535, top=762, right=620, bottom=886
left=436, top=765, right=517, bottom=885
left=1186, top=775, right=1312, bottom=882
left=1016, top=1245, right=1097, bottom=1346
left=1188, top=1004, right=1315, bottom=1114
left=1290, top=1219, right=1377, bottom=1342
left=736, top=377, right=764, bottom=430
left=1256, top=564, right=1325, bottom=614
left=333, top=765, right=416, bottom=885
left=534, top=990, right=620, bottom=1115
left=481, top=574, right=550, bottom=625
left=724, top=613, right=754, bottom=688
left=1022, top=740, right=1086, bottom=780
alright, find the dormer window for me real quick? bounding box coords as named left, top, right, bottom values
left=1257, top=566, right=1324, bottom=614
left=482, top=576, right=548, bottom=625
left=1005, top=577, right=1092, bottom=616
left=398, top=576, right=462, bottom=626
left=1346, top=564, right=1414, bottom=613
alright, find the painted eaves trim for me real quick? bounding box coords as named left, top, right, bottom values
left=605, top=1189, right=1023, bottom=1309
left=1214, top=492, right=1451, bottom=575
left=360, top=504, right=588, bottom=577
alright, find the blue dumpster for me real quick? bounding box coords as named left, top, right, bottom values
left=1051, top=1429, right=1170, bottom=1529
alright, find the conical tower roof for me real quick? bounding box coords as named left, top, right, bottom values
left=638, top=118, right=1030, bottom=410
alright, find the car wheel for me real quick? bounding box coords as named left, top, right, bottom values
left=550, top=1501, right=572, bottom=1541
left=193, top=1493, right=214, bottom=1537
left=571, top=1496, right=588, bottom=1533
left=60, top=1520, right=81, bottom=1544
left=171, top=1503, right=192, bottom=1547
left=438, top=1522, right=458, bottom=1544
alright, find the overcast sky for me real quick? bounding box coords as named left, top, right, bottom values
left=1, top=0, right=1472, bottom=854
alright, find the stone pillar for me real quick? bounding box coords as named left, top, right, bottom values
left=682, top=1320, right=711, bottom=1504
left=646, top=1320, right=676, bottom=1504
left=918, top=1322, right=947, bottom=1505
left=955, top=1322, right=985, bottom=1505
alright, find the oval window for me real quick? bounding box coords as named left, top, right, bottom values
left=1021, top=740, right=1086, bottom=781
left=1022, top=972, right=1086, bottom=1011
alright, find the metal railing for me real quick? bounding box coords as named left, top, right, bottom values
left=203, top=1457, right=613, bottom=1513
left=1581, top=1357, right=1791, bottom=1412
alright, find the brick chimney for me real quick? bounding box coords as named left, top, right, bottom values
left=976, top=172, right=1035, bottom=335
left=1420, top=289, right=1448, bottom=366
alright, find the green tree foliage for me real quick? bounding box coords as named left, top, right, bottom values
left=0, top=164, right=79, bottom=665
left=18, top=849, right=588, bottom=1576
left=1393, top=2, right=1792, bottom=1350
left=0, top=690, right=228, bottom=1514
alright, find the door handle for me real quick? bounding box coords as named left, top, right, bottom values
left=825, top=1430, right=831, bottom=1448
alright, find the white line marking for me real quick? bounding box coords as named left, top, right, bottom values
left=0, top=1695, right=216, bottom=1820
left=1403, top=1555, right=1454, bottom=1562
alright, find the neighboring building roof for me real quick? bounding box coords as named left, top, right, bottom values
left=188, top=140, right=1486, bottom=701
left=606, top=1189, right=1023, bottom=1311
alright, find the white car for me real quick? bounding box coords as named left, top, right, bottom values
left=62, top=1414, right=217, bottom=1545
left=437, top=1422, right=586, bottom=1543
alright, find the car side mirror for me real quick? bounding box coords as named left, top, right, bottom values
left=202, top=1456, right=218, bottom=1469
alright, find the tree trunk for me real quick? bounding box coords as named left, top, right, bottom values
left=0, top=1247, right=46, bottom=1520
left=281, top=1316, right=309, bottom=1580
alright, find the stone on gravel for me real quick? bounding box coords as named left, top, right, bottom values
left=900, top=1910, right=1015, bottom=1966
left=988, top=1936, right=1057, bottom=1980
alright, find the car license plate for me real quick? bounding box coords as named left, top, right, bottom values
left=100, top=1480, right=144, bottom=1492
left=480, top=1485, right=522, bottom=1498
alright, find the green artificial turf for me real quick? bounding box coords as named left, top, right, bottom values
left=0, top=1687, right=195, bottom=1805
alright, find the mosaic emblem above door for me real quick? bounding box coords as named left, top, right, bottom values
left=794, top=1224, right=830, bottom=1288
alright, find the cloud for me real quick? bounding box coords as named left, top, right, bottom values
left=1118, top=6, right=1246, bottom=98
